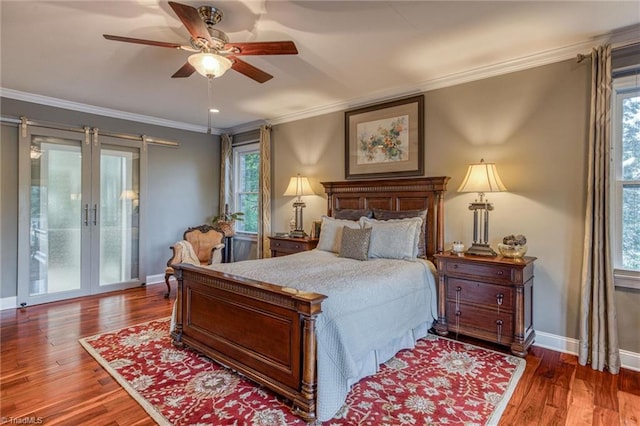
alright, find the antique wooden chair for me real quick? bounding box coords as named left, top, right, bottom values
left=164, top=224, right=225, bottom=298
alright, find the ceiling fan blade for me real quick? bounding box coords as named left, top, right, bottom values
left=224, top=41, right=298, bottom=56
left=103, top=34, right=183, bottom=49
left=230, top=57, right=273, bottom=83
left=171, top=62, right=196, bottom=78
left=168, top=1, right=213, bottom=45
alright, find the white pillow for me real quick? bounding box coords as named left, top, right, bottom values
left=360, top=216, right=423, bottom=260
left=316, top=216, right=362, bottom=253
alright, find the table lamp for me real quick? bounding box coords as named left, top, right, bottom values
left=457, top=159, right=507, bottom=256
left=283, top=174, right=314, bottom=238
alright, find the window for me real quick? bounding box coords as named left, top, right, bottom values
left=612, top=72, right=640, bottom=289
left=233, top=143, right=260, bottom=235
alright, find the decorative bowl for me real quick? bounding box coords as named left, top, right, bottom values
left=498, top=243, right=528, bottom=259
left=451, top=241, right=465, bottom=254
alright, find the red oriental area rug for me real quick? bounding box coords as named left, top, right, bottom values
left=79, top=318, right=525, bottom=425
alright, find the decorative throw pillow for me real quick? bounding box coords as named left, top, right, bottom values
left=316, top=216, right=362, bottom=253
left=372, top=208, right=428, bottom=257
left=339, top=226, right=372, bottom=261
left=360, top=216, right=423, bottom=260
left=334, top=208, right=373, bottom=220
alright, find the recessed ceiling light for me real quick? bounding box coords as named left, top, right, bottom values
left=209, top=108, right=219, bottom=113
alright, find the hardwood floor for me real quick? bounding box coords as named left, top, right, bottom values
left=1, top=284, right=638, bottom=425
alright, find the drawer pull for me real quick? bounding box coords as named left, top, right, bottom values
left=496, top=293, right=504, bottom=306
left=496, top=319, right=503, bottom=343
left=453, top=264, right=459, bottom=269
left=497, top=271, right=504, bottom=275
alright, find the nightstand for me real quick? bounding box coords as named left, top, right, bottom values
left=268, top=235, right=319, bottom=257
left=433, top=252, right=536, bottom=357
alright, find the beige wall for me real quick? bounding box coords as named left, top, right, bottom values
left=270, top=59, right=640, bottom=354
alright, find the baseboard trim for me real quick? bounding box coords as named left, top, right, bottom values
left=1, top=296, right=17, bottom=311
left=145, top=274, right=165, bottom=285
left=534, top=331, right=640, bottom=372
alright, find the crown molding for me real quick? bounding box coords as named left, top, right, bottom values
left=248, top=25, right=640, bottom=131
left=4, top=24, right=639, bottom=136
left=0, top=88, right=219, bottom=134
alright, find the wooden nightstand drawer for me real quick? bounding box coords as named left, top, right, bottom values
left=268, top=236, right=319, bottom=257
left=447, top=278, right=513, bottom=311
left=271, top=239, right=305, bottom=252
left=444, top=260, right=515, bottom=283
left=446, top=301, right=514, bottom=343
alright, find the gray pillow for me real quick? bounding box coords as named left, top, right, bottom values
left=334, top=208, right=372, bottom=220
left=373, top=208, right=428, bottom=257
left=339, top=226, right=372, bottom=261
left=360, top=216, right=422, bottom=260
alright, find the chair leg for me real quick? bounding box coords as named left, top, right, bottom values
left=164, top=274, right=172, bottom=298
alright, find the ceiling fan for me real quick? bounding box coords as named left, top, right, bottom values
left=103, top=1, right=298, bottom=83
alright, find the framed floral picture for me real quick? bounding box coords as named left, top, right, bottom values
left=345, top=95, right=424, bottom=179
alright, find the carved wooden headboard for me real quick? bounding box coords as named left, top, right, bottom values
left=321, top=177, right=450, bottom=260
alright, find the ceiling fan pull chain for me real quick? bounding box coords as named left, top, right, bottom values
left=207, top=76, right=215, bottom=134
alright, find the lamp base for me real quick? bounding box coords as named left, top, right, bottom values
left=289, top=230, right=307, bottom=238
left=465, top=243, right=497, bottom=257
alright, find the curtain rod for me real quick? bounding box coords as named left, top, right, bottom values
left=576, top=40, right=640, bottom=63
left=0, top=115, right=179, bottom=148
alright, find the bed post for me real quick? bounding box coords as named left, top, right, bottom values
left=295, top=314, right=319, bottom=422
left=170, top=267, right=183, bottom=347
left=436, top=189, right=445, bottom=254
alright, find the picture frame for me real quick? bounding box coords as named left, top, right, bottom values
left=345, top=95, right=424, bottom=179
left=311, top=220, right=322, bottom=239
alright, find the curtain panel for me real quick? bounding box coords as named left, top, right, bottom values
left=578, top=44, right=621, bottom=374
left=219, top=133, right=233, bottom=216
left=258, top=125, right=272, bottom=258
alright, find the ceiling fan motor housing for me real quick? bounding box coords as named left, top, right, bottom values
left=198, top=6, right=223, bottom=26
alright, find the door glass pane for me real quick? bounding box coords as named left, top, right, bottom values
left=29, top=137, right=82, bottom=296
left=100, top=146, right=140, bottom=285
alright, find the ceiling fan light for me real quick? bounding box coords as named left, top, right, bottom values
left=188, top=53, right=232, bottom=78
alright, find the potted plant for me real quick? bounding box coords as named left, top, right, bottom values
left=212, top=204, right=244, bottom=237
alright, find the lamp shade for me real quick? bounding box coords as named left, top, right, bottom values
left=283, top=175, right=314, bottom=197
left=188, top=53, right=232, bottom=78
left=457, top=159, right=507, bottom=193
left=119, top=189, right=138, bottom=200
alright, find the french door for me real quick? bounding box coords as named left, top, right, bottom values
left=18, top=126, right=145, bottom=306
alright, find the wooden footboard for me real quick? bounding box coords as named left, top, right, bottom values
left=170, top=264, right=327, bottom=422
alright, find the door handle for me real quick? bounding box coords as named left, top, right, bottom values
left=92, top=204, right=98, bottom=226
left=83, top=204, right=89, bottom=226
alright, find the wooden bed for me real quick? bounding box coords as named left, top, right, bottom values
left=171, top=176, right=449, bottom=422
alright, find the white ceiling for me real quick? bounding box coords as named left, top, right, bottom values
left=1, top=1, right=639, bottom=133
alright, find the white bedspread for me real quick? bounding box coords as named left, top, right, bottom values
left=205, top=249, right=438, bottom=421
